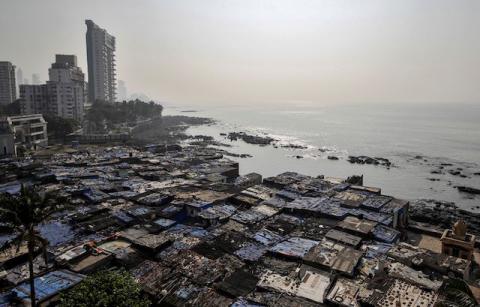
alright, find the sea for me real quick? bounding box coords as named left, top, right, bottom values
left=164, top=102, right=480, bottom=212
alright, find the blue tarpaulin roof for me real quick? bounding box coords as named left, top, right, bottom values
left=166, top=224, right=209, bottom=238
left=38, top=221, right=76, bottom=247
left=154, top=218, right=176, bottom=228
left=361, top=195, right=392, bottom=211
left=270, top=237, right=319, bottom=259
left=372, top=224, right=400, bottom=243
left=234, top=243, right=267, bottom=262
left=253, top=229, right=284, bottom=246
left=12, top=270, right=84, bottom=303
left=349, top=209, right=392, bottom=225
left=363, top=242, right=393, bottom=259
left=316, top=198, right=351, bottom=219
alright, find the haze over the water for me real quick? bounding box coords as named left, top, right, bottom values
left=1, top=0, right=479, bottom=105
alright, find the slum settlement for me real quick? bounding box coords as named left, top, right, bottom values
left=0, top=144, right=479, bottom=306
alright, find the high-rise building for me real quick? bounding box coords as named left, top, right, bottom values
left=20, top=55, right=87, bottom=121
left=32, top=73, right=41, bottom=85
left=16, top=67, right=23, bottom=95
left=117, top=80, right=127, bottom=101
left=19, top=84, right=48, bottom=115
left=47, top=55, right=87, bottom=120
left=0, top=62, right=17, bottom=105
left=85, top=20, right=116, bottom=103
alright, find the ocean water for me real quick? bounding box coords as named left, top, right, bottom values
left=164, top=103, right=480, bottom=212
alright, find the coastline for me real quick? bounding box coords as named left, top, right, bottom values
left=160, top=106, right=480, bottom=213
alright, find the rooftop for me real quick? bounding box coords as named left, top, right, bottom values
left=0, top=144, right=478, bottom=306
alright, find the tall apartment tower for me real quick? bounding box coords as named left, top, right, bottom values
left=32, top=73, right=41, bottom=85
left=117, top=80, right=127, bottom=101
left=0, top=62, right=17, bottom=105
left=20, top=55, right=87, bottom=121
left=85, top=20, right=116, bottom=103
left=16, top=67, right=23, bottom=95
left=47, top=55, right=87, bottom=120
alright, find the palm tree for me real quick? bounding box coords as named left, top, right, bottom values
left=0, top=185, right=66, bottom=307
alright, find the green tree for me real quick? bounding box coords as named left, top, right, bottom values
left=60, top=270, right=150, bottom=307
left=43, top=115, right=79, bottom=139
left=0, top=99, right=21, bottom=116
left=0, top=186, right=66, bottom=307
left=85, top=99, right=163, bottom=132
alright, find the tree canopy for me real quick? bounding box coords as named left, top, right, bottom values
left=59, top=270, right=150, bottom=307
left=43, top=115, right=79, bottom=138
left=0, top=99, right=21, bottom=116
left=0, top=186, right=67, bottom=307
left=85, top=100, right=163, bottom=127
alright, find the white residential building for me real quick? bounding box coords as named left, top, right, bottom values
left=20, top=55, right=86, bottom=121
left=85, top=20, right=116, bottom=103
left=2, top=114, right=48, bottom=153
left=117, top=80, right=127, bottom=101
left=47, top=55, right=86, bottom=120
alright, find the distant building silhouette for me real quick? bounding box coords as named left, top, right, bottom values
left=32, top=73, right=41, bottom=85
left=85, top=20, right=116, bottom=103
left=20, top=84, right=48, bottom=116
left=117, top=80, right=127, bottom=101
left=20, top=55, right=86, bottom=121
left=0, top=61, right=17, bottom=105
left=16, top=67, right=23, bottom=95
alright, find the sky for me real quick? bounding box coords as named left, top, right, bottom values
left=1, top=0, right=479, bottom=105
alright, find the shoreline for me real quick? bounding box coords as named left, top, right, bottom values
left=157, top=109, right=480, bottom=213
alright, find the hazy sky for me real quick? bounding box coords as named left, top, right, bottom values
left=1, top=0, right=479, bottom=105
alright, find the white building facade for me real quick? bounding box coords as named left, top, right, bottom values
left=85, top=20, right=116, bottom=103
left=0, top=114, right=48, bottom=155
left=47, top=55, right=86, bottom=120
left=20, top=55, right=86, bottom=121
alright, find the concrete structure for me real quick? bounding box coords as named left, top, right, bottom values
left=19, top=84, right=49, bottom=115
left=16, top=67, right=23, bottom=96
left=32, top=73, right=40, bottom=85
left=441, top=219, right=476, bottom=260
left=47, top=55, right=86, bottom=120
left=117, top=80, right=127, bottom=101
left=20, top=55, right=86, bottom=121
left=0, top=61, right=17, bottom=105
left=85, top=20, right=116, bottom=103
left=7, top=114, right=48, bottom=150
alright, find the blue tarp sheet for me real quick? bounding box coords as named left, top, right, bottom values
left=12, top=270, right=84, bottom=303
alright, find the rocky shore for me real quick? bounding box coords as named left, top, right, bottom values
left=347, top=155, right=393, bottom=168
left=409, top=199, right=480, bottom=236
left=133, top=116, right=480, bottom=211
left=131, top=115, right=215, bottom=144
left=406, top=154, right=480, bottom=180
left=226, top=132, right=275, bottom=145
